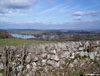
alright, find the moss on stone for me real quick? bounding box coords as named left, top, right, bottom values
left=11, top=57, right=14, bottom=62
left=36, top=70, right=40, bottom=76
left=70, top=71, right=84, bottom=76
left=82, top=55, right=88, bottom=59
left=0, top=69, right=4, bottom=76
left=9, top=67, right=13, bottom=74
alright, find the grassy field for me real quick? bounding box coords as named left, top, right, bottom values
left=10, top=31, right=49, bottom=35
left=0, top=38, right=57, bottom=46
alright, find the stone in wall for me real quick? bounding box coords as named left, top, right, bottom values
left=0, top=41, right=100, bottom=76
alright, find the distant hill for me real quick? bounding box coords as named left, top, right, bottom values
left=3, top=29, right=100, bottom=34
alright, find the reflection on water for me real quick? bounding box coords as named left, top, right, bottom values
left=10, top=33, right=56, bottom=39
left=10, top=33, right=36, bottom=39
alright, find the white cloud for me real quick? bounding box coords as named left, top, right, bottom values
left=73, top=11, right=100, bottom=16
left=0, top=0, right=37, bottom=15
left=40, top=4, right=64, bottom=14
left=73, top=11, right=100, bottom=20
left=73, top=11, right=84, bottom=16
left=0, top=19, right=100, bottom=30
left=75, top=16, right=82, bottom=20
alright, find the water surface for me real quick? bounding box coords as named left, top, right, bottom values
left=10, top=33, right=36, bottom=39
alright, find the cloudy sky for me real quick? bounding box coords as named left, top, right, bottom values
left=0, top=0, right=100, bottom=30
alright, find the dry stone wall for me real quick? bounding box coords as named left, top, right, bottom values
left=0, top=41, right=100, bottom=76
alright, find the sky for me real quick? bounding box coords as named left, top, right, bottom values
left=0, top=0, right=100, bottom=30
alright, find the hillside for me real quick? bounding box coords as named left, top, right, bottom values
left=0, top=30, right=13, bottom=39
